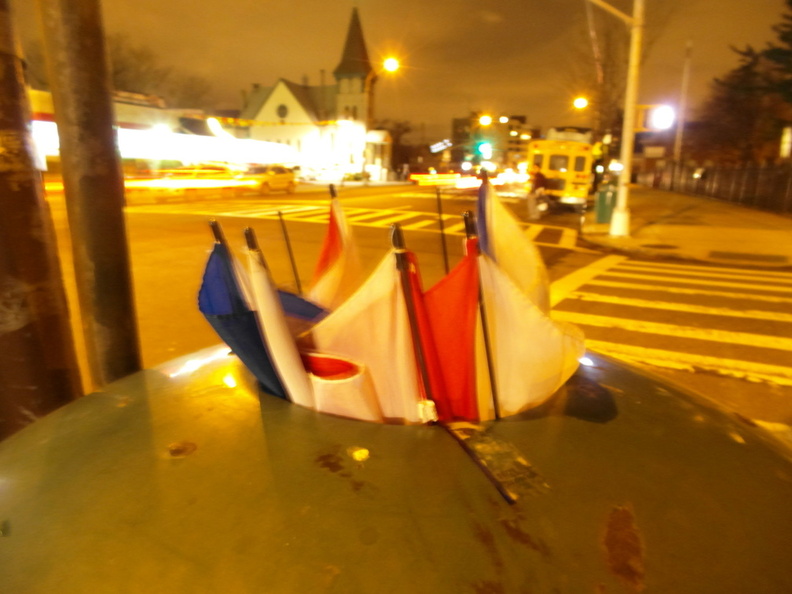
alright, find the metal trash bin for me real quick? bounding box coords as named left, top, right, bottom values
left=595, top=184, right=616, bottom=224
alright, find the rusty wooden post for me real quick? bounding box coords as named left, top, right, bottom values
left=0, top=0, right=82, bottom=438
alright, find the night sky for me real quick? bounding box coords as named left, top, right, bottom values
left=10, top=0, right=787, bottom=142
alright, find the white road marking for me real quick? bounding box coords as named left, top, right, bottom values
left=375, top=212, right=422, bottom=225
left=125, top=202, right=587, bottom=250
left=549, top=255, right=627, bottom=307
left=402, top=219, right=440, bottom=230
left=557, top=258, right=792, bottom=386
left=443, top=221, right=468, bottom=234
left=552, top=310, right=792, bottom=351
left=585, top=279, right=792, bottom=304
left=616, top=259, right=792, bottom=280
left=564, top=291, right=792, bottom=323
left=585, top=340, right=792, bottom=386
left=344, top=210, right=395, bottom=222
left=601, top=270, right=792, bottom=293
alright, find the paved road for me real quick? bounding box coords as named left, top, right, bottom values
left=50, top=185, right=792, bottom=425
left=551, top=255, right=792, bottom=383
left=127, top=195, right=581, bottom=251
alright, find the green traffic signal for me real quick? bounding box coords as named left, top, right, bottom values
left=476, top=141, right=493, bottom=159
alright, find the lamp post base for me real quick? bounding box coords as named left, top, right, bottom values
left=609, top=207, right=631, bottom=237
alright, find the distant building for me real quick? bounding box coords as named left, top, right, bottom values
left=237, top=8, right=392, bottom=181
left=24, top=9, right=392, bottom=180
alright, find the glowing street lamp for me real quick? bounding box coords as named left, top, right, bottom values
left=648, top=105, right=675, bottom=130
left=383, top=57, right=400, bottom=73
left=573, top=96, right=589, bottom=109
left=478, top=114, right=493, bottom=126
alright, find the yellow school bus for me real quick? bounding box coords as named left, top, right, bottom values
left=527, top=128, right=594, bottom=209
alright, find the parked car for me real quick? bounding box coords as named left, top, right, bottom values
left=245, top=164, right=296, bottom=194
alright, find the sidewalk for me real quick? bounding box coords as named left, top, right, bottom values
left=580, top=186, right=792, bottom=269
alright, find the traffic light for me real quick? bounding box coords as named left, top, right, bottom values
left=475, top=141, right=493, bottom=159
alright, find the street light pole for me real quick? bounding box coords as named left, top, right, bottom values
left=673, top=41, right=693, bottom=176
left=588, top=0, right=644, bottom=237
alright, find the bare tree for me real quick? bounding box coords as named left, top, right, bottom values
left=106, top=33, right=172, bottom=95
left=23, top=33, right=215, bottom=109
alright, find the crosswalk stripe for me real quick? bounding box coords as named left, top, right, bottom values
left=286, top=215, right=330, bottom=223
left=586, top=279, right=792, bottom=303
left=615, top=259, right=792, bottom=279
left=375, top=212, right=421, bottom=225
left=345, top=210, right=393, bottom=222
left=616, top=262, right=792, bottom=285
left=551, top=310, right=792, bottom=351
left=550, top=255, right=627, bottom=306
left=585, top=340, right=792, bottom=386
left=124, top=202, right=589, bottom=250
left=401, top=219, right=439, bottom=230
left=443, top=221, right=468, bottom=234
left=565, top=291, right=792, bottom=323
left=271, top=205, right=321, bottom=214
left=602, top=270, right=792, bottom=293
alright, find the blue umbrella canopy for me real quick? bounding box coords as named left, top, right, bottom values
left=198, top=241, right=289, bottom=398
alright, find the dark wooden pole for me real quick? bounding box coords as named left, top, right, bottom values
left=36, top=0, right=141, bottom=386
left=0, top=0, right=82, bottom=438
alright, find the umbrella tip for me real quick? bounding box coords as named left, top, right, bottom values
left=209, top=219, right=226, bottom=244
left=243, top=227, right=259, bottom=251
left=390, top=223, right=406, bottom=250
left=463, top=210, right=477, bottom=238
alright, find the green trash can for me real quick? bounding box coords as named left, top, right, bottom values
left=595, top=184, right=616, bottom=224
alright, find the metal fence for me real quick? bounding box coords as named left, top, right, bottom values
left=638, top=164, right=792, bottom=214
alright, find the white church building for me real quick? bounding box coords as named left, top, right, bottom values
left=235, top=8, right=392, bottom=182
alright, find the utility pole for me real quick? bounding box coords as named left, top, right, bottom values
left=36, top=0, right=141, bottom=387
left=0, top=0, right=82, bottom=438
left=588, top=0, right=644, bottom=237
left=672, top=40, right=693, bottom=189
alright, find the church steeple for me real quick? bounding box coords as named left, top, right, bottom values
left=333, top=7, right=377, bottom=126
left=334, top=7, right=374, bottom=80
